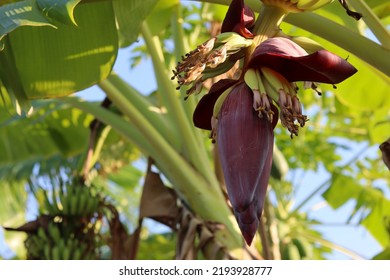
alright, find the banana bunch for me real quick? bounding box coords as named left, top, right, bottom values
left=44, top=237, right=96, bottom=260
left=25, top=221, right=97, bottom=260
left=40, top=185, right=100, bottom=217
left=58, top=185, right=100, bottom=216
left=280, top=238, right=314, bottom=260
left=25, top=182, right=105, bottom=259
left=40, top=188, right=62, bottom=216
left=277, top=221, right=313, bottom=260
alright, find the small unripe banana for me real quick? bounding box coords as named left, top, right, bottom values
left=290, top=36, right=324, bottom=54
left=212, top=86, right=234, bottom=119
left=215, top=32, right=245, bottom=44
left=48, top=222, right=61, bottom=242
left=297, top=0, right=333, bottom=10
left=244, top=69, right=260, bottom=90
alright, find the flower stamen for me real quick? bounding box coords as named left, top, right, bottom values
left=277, top=87, right=308, bottom=137
left=206, top=46, right=228, bottom=68
left=171, top=38, right=217, bottom=88
left=304, top=81, right=322, bottom=96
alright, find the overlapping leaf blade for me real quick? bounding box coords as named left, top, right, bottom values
left=113, top=0, right=159, bottom=47
left=323, top=174, right=390, bottom=246
left=0, top=100, right=92, bottom=168
left=36, top=0, right=82, bottom=25
left=0, top=0, right=56, bottom=48
left=6, top=0, right=118, bottom=99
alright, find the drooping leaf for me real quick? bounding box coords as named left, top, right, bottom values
left=145, top=0, right=179, bottom=37
left=3, top=0, right=118, bottom=99
left=0, top=181, right=27, bottom=225
left=36, top=0, right=82, bottom=25
left=369, top=108, right=390, bottom=144
left=139, top=169, right=179, bottom=229
left=113, top=0, right=159, bottom=47
left=323, top=174, right=390, bottom=246
left=362, top=203, right=390, bottom=247
left=0, top=0, right=56, bottom=49
left=0, top=100, right=92, bottom=168
left=105, top=203, right=140, bottom=260
left=322, top=175, right=359, bottom=209
left=0, top=40, right=31, bottom=113
left=331, top=60, right=390, bottom=111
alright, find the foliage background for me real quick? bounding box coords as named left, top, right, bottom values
left=0, top=0, right=389, bottom=260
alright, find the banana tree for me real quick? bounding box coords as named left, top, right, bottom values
left=0, top=0, right=389, bottom=259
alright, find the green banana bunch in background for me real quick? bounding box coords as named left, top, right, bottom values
left=20, top=181, right=104, bottom=260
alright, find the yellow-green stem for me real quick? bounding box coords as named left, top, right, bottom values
left=349, top=0, right=390, bottom=49
left=253, top=5, right=288, bottom=45
left=245, top=5, right=288, bottom=68
left=63, top=97, right=154, bottom=156
left=105, top=73, right=180, bottom=149
left=97, top=80, right=231, bottom=217
left=90, top=126, right=111, bottom=171
left=171, top=4, right=209, bottom=157
left=171, top=4, right=197, bottom=122
left=141, top=22, right=219, bottom=188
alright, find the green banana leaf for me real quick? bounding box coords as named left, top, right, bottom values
left=0, top=99, right=92, bottom=168
left=0, top=0, right=56, bottom=46
left=5, top=1, right=117, bottom=99
left=113, top=0, right=159, bottom=47
left=36, top=0, right=81, bottom=25
left=0, top=0, right=175, bottom=110
left=323, top=174, right=390, bottom=247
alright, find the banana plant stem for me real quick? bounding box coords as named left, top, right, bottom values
left=89, top=125, right=111, bottom=172
left=171, top=4, right=197, bottom=123
left=104, top=73, right=181, bottom=149
left=258, top=215, right=272, bottom=259
left=140, top=22, right=219, bottom=187
left=62, top=97, right=154, bottom=155
left=349, top=0, right=390, bottom=48
left=171, top=4, right=209, bottom=154
left=94, top=81, right=234, bottom=221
